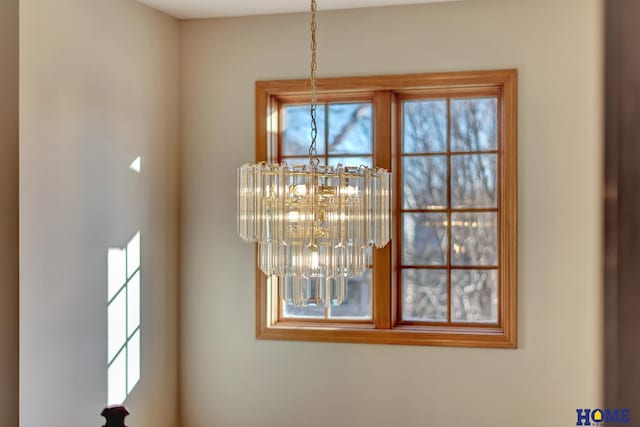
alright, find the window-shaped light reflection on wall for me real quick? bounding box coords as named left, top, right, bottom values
left=107, top=231, right=141, bottom=406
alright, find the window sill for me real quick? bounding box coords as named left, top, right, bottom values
left=257, top=321, right=517, bottom=348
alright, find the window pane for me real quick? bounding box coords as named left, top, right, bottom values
left=108, top=290, right=126, bottom=363
left=127, top=330, right=141, bottom=393
left=328, top=156, right=372, bottom=168
left=451, top=97, right=498, bottom=152
left=328, top=103, right=372, bottom=154
left=128, top=271, right=140, bottom=336
left=451, top=269, right=498, bottom=323
left=403, top=100, right=447, bottom=153
left=402, top=269, right=447, bottom=322
left=108, top=349, right=127, bottom=406
left=451, top=212, right=498, bottom=266
left=451, top=154, right=497, bottom=208
left=282, top=301, right=325, bottom=318
left=127, top=231, right=140, bottom=278
left=402, top=213, right=448, bottom=266
left=329, top=269, right=372, bottom=319
left=403, top=156, right=447, bottom=210
left=283, top=105, right=326, bottom=156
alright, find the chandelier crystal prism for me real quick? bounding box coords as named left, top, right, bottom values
left=237, top=0, right=392, bottom=308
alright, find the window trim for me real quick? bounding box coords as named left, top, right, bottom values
left=255, top=69, right=517, bottom=348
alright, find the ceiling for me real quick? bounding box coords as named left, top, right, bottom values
left=135, top=0, right=459, bottom=20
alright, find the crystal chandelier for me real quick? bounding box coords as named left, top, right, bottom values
left=237, top=0, right=391, bottom=308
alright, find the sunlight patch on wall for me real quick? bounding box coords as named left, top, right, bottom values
left=107, top=231, right=141, bottom=406
left=129, top=156, right=141, bottom=173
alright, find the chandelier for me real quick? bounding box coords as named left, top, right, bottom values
left=237, top=0, right=391, bottom=308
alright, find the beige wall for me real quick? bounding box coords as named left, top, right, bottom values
left=179, top=0, right=603, bottom=426
left=20, top=0, right=180, bottom=425
left=0, top=0, right=19, bottom=425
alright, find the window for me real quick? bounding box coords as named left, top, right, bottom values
left=255, top=70, right=517, bottom=348
left=107, top=231, right=141, bottom=405
left=280, top=101, right=374, bottom=321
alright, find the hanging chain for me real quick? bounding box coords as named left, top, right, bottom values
left=308, top=0, right=320, bottom=170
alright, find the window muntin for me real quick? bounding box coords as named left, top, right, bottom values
left=256, top=70, right=517, bottom=348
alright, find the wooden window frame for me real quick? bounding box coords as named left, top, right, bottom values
left=255, top=69, right=517, bottom=348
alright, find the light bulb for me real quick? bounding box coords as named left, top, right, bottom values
left=292, top=185, right=307, bottom=196
left=288, top=211, right=300, bottom=222
left=342, top=186, right=358, bottom=196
